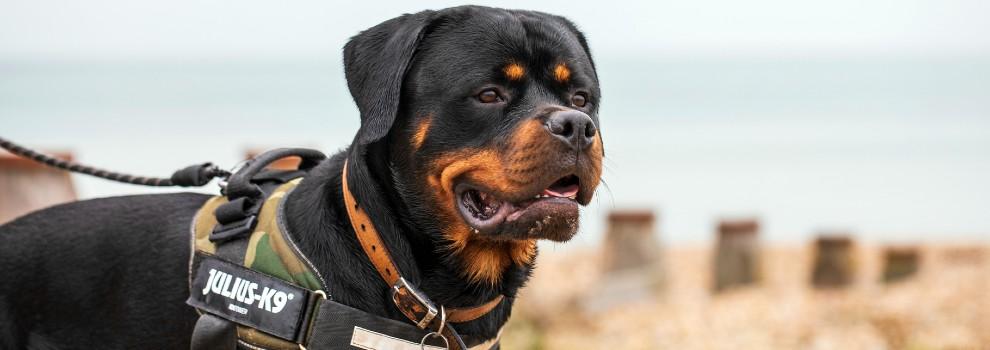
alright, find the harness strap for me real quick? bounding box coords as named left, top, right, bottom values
left=342, top=161, right=503, bottom=349
left=190, top=314, right=237, bottom=350
left=306, top=299, right=501, bottom=349
left=189, top=253, right=501, bottom=350
left=191, top=199, right=263, bottom=349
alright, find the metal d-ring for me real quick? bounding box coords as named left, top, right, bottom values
left=420, top=305, right=449, bottom=350
left=436, top=305, right=447, bottom=334
left=419, top=331, right=449, bottom=350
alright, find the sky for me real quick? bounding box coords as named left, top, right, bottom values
left=2, top=0, right=989, bottom=61
left=1, top=0, right=988, bottom=245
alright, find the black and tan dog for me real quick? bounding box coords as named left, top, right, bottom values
left=0, top=5, right=602, bottom=349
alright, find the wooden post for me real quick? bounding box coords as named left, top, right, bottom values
left=940, top=246, right=986, bottom=265
left=602, top=210, right=661, bottom=273
left=811, top=235, right=856, bottom=288
left=713, top=218, right=760, bottom=292
left=881, top=246, right=920, bottom=283
left=585, top=210, right=663, bottom=312
left=0, top=149, right=77, bottom=224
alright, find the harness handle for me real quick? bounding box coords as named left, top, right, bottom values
left=224, top=148, right=327, bottom=200
left=207, top=148, right=326, bottom=243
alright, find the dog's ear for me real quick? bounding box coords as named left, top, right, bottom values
left=344, top=10, right=437, bottom=146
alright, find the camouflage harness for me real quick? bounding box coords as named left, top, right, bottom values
left=185, top=149, right=499, bottom=350
left=190, top=178, right=324, bottom=349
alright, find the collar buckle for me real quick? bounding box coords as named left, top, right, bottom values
left=391, top=277, right=439, bottom=329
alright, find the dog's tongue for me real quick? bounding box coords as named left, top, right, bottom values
left=542, top=184, right=579, bottom=198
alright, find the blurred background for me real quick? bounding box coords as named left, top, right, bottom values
left=1, top=0, right=988, bottom=348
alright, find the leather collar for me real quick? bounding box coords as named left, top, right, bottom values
left=341, top=161, right=503, bottom=348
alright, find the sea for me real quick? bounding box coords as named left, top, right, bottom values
left=2, top=55, right=988, bottom=247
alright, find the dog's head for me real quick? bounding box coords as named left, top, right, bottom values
left=345, top=6, right=602, bottom=284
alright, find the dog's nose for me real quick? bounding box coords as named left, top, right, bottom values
left=545, top=110, right=596, bottom=150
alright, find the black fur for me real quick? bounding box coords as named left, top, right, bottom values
left=0, top=5, right=599, bottom=348
left=0, top=193, right=207, bottom=348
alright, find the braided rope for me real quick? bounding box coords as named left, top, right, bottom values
left=0, top=136, right=221, bottom=187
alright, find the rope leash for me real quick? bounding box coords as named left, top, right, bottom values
left=0, top=136, right=229, bottom=187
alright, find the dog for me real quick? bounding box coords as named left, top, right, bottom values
left=0, top=5, right=602, bottom=349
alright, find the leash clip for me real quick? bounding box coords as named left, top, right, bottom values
left=217, top=159, right=250, bottom=192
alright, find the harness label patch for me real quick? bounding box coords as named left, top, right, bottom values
left=188, top=255, right=311, bottom=342
left=200, top=267, right=296, bottom=313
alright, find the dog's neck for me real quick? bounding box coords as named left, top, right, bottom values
left=283, top=148, right=528, bottom=340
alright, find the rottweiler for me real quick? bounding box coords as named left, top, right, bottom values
left=0, top=5, right=602, bottom=349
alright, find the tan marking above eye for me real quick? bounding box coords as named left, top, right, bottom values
left=504, top=63, right=525, bottom=81
left=554, top=63, right=571, bottom=82
left=412, top=116, right=432, bottom=150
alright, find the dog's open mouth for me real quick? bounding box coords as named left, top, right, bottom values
left=455, top=175, right=581, bottom=240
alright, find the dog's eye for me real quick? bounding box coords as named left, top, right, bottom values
left=478, top=89, right=502, bottom=103
left=571, top=92, right=588, bottom=108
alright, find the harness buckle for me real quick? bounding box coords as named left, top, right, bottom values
left=391, top=277, right=439, bottom=329
left=210, top=214, right=257, bottom=242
